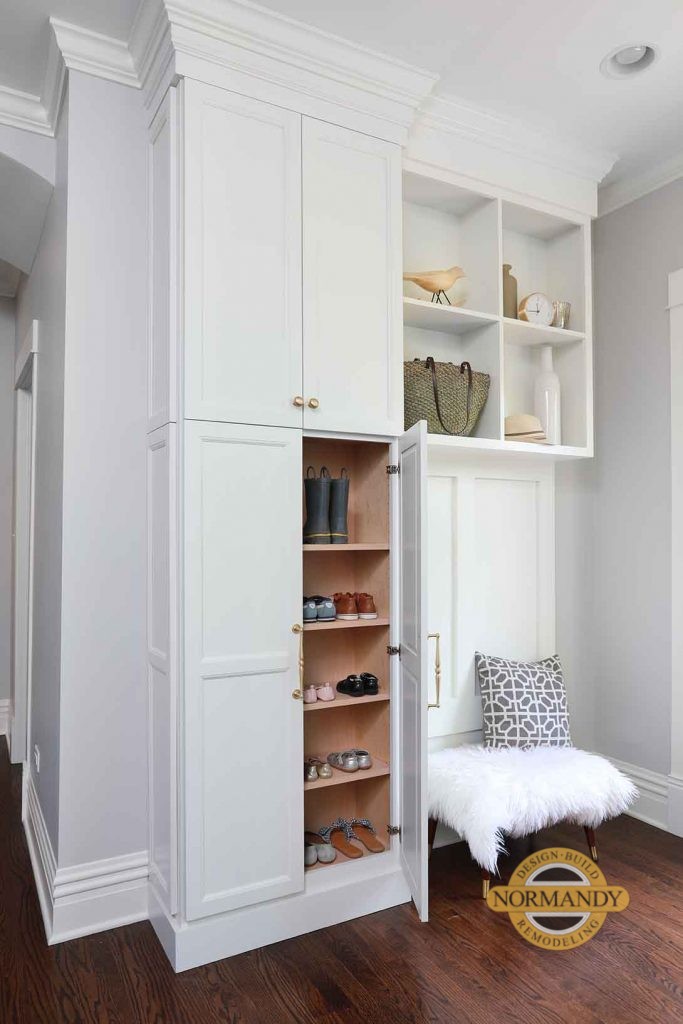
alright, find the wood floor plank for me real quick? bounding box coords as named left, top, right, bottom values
left=1, top=743, right=682, bottom=1023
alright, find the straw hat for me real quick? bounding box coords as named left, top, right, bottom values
left=504, top=413, right=549, bottom=444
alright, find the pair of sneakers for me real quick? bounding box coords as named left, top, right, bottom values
left=303, top=595, right=335, bottom=622
left=333, top=592, right=378, bottom=620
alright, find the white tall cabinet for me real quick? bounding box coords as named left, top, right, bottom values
left=147, top=75, right=428, bottom=971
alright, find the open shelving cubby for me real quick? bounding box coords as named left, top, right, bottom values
left=402, top=166, right=592, bottom=458
left=302, top=436, right=392, bottom=872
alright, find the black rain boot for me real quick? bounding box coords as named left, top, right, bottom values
left=303, top=466, right=331, bottom=544
left=329, top=468, right=349, bottom=544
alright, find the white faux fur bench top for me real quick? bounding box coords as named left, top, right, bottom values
left=428, top=745, right=637, bottom=872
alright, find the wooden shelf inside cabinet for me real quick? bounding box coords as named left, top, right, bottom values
left=503, top=317, right=585, bottom=347
left=303, top=618, right=390, bottom=632
left=403, top=297, right=498, bottom=335
left=305, top=847, right=389, bottom=872
left=302, top=543, right=389, bottom=553
left=303, top=758, right=390, bottom=791
left=304, top=692, right=390, bottom=712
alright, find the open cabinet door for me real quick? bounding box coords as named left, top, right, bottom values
left=398, top=421, right=429, bottom=921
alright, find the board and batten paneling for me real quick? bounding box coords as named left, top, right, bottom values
left=302, top=117, right=402, bottom=435
left=183, top=421, right=303, bottom=920
left=147, top=423, right=178, bottom=914
left=183, top=81, right=303, bottom=428
left=426, top=453, right=555, bottom=751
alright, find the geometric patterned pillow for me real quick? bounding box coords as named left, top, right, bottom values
left=475, top=652, right=572, bottom=749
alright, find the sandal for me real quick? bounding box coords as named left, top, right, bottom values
left=348, top=817, right=385, bottom=853
left=327, top=751, right=359, bottom=773
left=304, top=831, right=336, bottom=864
left=318, top=818, right=363, bottom=859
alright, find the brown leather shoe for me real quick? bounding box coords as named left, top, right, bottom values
left=354, top=593, right=378, bottom=619
left=333, top=592, right=358, bottom=620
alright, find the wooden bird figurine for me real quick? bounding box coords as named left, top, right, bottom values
left=403, top=265, right=468, bottom=305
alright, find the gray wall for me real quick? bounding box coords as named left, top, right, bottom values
left=0, top=298, right=14, bottom=702
left=579, top=178, right=683, bottom=774
left=15, top=97, right=68, bottom=854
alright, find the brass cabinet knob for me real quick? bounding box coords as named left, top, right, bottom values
left=307, top=398, right=320, bottom=409
left=293, top=396, right=305, bottom=407
left=292, top=624, right=303, bottom=634
left=292, top=689, right=303, bottom=701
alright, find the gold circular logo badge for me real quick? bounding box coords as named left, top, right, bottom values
left=486, top=847, right=629, bottom=950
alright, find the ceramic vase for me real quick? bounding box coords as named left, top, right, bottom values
left=534, top=344, right=561, bottom=445
left=502, top=264, right=518, bottom=319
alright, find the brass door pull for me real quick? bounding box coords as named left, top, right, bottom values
left=427, top=632, right=441, bottom=709
left=307, top=397, right=320, bottom=409
left=292, top=623, right=304, bottom=700
left=293, top=396, right=305, bottom=407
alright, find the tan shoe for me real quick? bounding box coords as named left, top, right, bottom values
left=333, top=592, right=358, bottom=620
left=354, top=593, right=378, bottom=619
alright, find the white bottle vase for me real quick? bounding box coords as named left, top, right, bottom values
left=534, top=344, right=561, bottom=445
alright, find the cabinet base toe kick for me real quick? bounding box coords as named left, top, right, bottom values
left=149, top=861, right=411, bottom=972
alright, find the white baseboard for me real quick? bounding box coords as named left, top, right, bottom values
left=0, top=698, right=9, bottom=736
left=24, top=773, right=149, bottom=943
left=609, top=757, right=670, bottom=832
left=151, top=861, right=411, bottom=973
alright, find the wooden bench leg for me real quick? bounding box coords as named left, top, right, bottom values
left=584, top=826, right=598, bottom=862
left=428, top=817, right=438, bottom=859
left=481, top=869, right=490, bottom=900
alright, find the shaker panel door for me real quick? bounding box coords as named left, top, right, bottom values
left=184, top=421, right=303, bottom=919
left=184, top=81, right=303, bottom=427
left=302, top=118, right=402, bottom=436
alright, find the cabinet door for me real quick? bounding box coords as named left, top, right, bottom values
left=184, top=421, right=303, bottom=919
left=398, top=421, right=428, bottom=921
left=184, top=81, right=303, bottom=427
left=302, top=118, right=402, bottom=436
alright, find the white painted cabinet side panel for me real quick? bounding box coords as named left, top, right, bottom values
left=148, top=89, right=178, bottom=431
left=427, top=455, right=555, bottom=748
left=302, top=118, right=402, bottom=435
left=183, top=421, right=303, bottom=919
left=148, top=423, right=178, bottom=913
left=184, top=81, right=303, bottom=427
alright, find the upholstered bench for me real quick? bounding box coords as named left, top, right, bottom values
left=428, top=744, right=637, bottom=897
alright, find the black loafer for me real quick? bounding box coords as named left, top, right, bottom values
left=360, top=672, right=379, bottom=695
left=336, top=675, right=364, bottom=697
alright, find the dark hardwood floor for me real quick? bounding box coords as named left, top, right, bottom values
left=1, top=744, right=682, bottom=1024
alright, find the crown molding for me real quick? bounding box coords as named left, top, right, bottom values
left=131, top=0, right=438, bottom=135
left=49, top=18, right=139, bottom=89
left=599, top=150, right=683, bottom=217
left=414, top=93, right=616, bottom=185
left=0, top=83, right=52, bottom=136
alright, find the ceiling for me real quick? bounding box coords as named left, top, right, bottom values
left=1, top=0, right=683, bottom=190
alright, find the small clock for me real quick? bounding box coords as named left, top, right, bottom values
left=518, top=292, right=554, bottom=326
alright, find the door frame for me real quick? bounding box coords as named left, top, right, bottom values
left=10, top=320, right=38, bottom=766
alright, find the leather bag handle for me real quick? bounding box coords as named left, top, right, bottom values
left=423, top=356, right=473, bottom=436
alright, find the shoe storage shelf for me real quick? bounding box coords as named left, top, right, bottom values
left=402, top=165, right=593, bottom=458
left=302, top=438, right=392, bottom=868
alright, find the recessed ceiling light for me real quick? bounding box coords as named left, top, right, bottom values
left=600, top=43, right=658, bottom=78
